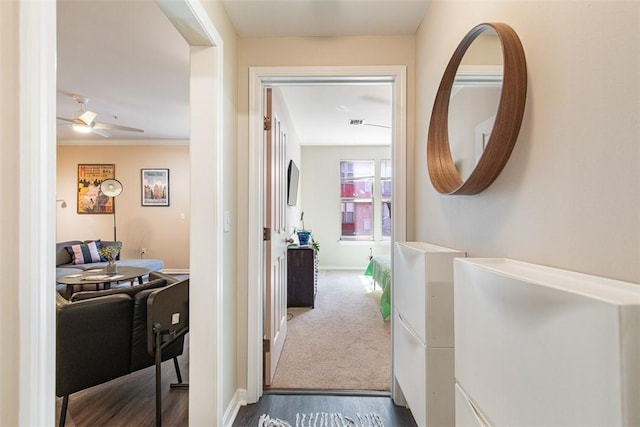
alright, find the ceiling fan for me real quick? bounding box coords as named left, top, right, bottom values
left=56, top=94, right=144, bottom=137
left=348, top=119, right=391, bottom=129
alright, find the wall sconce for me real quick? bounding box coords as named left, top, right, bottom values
left=56, top=199, right=67, bottom=208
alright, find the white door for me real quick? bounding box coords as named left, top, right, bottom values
left=263, top=88, right=289, bottom=386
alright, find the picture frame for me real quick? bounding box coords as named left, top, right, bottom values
left=77, top=164, right=115, bottom=214
left=141, top=168, right=170, bottom=206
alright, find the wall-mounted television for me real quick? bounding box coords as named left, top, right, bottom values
left=287, top=160, right=299, bottom=206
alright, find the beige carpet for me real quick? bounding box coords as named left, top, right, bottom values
left=269, top=270, right=391, bottom=391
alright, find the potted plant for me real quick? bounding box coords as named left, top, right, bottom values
left=99, top=242, right=122, bottom=274
left=295, top=212, right=312, bottom=246
left=294, top=212, right=320, bottom=252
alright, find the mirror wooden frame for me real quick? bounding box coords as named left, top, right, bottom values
left=427, top=22, right=527, bottom=195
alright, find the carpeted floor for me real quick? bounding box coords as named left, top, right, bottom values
left=269, top=270, right=391, bottom=391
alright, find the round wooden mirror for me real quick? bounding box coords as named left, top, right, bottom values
left=427, top=22, right=527, bottom=195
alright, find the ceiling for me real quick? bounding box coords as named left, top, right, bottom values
left=56, top=0, right=430, bottom=144
left=222, top=0, right=431, bottom=38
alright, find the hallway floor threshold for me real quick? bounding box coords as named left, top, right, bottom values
left=264, top=388, right=391, bottom=397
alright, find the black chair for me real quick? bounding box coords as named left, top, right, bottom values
left=147, top=277, right=189, bottom=427
left=56, top=273, right=187, bottom=427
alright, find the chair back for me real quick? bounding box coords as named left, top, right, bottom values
left=146, top=278, right=189, bottom=356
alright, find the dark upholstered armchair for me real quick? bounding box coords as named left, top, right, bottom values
left=56, top=272, right=188, bottom=427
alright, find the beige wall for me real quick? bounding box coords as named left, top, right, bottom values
left=56, top=143, right=190, bottom=270
left=0, top=1, right=20, bottom=424
left=415, top=1, right=640, bottom=283
left=236, top=35, right=416, bottom=389
left=200, top=0, right=239, bottom=416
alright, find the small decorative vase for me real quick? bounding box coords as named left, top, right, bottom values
left=297, top=230, right=311, bottom=246
left=105, top=262, right=117, bottom=274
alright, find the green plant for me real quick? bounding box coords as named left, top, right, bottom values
left=98, top=242, right=122, bottom=263
left=311, top=237, right=320, bottom=252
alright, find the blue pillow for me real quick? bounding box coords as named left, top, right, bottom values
left=65, top=241, right=101, bottom=265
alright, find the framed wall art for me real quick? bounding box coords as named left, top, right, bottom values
left=77, top=164, right=115, bottom=214
left=141, top=168, right=170, bottom=206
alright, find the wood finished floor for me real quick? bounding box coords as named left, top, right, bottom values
left=233, top=392, right=417, bottom=426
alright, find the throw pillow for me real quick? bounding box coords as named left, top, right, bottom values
left=65, top=241, right=101, bottom=265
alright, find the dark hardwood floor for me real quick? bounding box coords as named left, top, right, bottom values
left=233, top=392, right=416, bottom=426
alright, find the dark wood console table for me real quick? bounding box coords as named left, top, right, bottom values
left=287, top=247, right=317, bottom=308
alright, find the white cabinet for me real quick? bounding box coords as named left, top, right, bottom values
left=454, top=258, right=640, bottom=426
left=393, top=242, right=465, bottom=427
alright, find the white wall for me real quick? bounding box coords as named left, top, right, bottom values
left=301, top=145, right=392, bottom=269
left=199, top=0, right=239, bottom=420
left=415, top=1, right=639, bottom=283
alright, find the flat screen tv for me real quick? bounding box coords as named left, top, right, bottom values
left=287, top=160, right=299, bottom=206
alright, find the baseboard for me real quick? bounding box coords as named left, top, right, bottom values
left=160, top=268, right=190, bottom=275
left=223, top=388, right=247, bottom=427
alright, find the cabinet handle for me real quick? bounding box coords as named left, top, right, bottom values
left=456, top=384, right=493, bottom=427
left=397, top=311, right=423, bottom=344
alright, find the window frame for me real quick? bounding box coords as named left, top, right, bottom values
left=380, top=159, right=392, bottom=240
left=339, top=159, right=392, bottom=242
left=340, top=160, right=375, bottom=241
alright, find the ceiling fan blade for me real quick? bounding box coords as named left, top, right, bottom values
left=349, top=119, right=391, bottom=129
left=92, top=128, right=112, bottom=138
left=57, top=116, right=74, bottom=123
left=79, top=110, right=97, bottom=126
left=363, top=123, right=391, bottom=129
left=93, top=121, right=144, bottom=133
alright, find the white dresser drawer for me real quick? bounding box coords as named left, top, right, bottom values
left=395, top=311, right=455, bottom=427
left=394, top=242, right=464, bottom=346
left=454, top=258, right=640, bottom=426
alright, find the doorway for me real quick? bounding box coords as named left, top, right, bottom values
left=246, top=66, right=407, bottom=403
left=265, top=84, right=394, bottom=391
left=16, top=2, right=226, bottom=424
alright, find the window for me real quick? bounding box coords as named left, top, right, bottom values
left=340, top=161, right=374, bottom=240
left=340, top=159, right=392, bottom=241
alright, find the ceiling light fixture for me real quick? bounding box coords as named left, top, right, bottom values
left=72, top=123, right=92, bottom=133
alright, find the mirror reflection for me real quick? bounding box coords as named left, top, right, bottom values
left=448, top=28, right=503, bottom=181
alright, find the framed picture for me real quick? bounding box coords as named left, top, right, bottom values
left=141, top=168, right=170, bottom=206
left=77, top=164, right=115, bottom=214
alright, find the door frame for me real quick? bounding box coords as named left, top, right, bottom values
left=246, top=66, right=407, bottom=403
